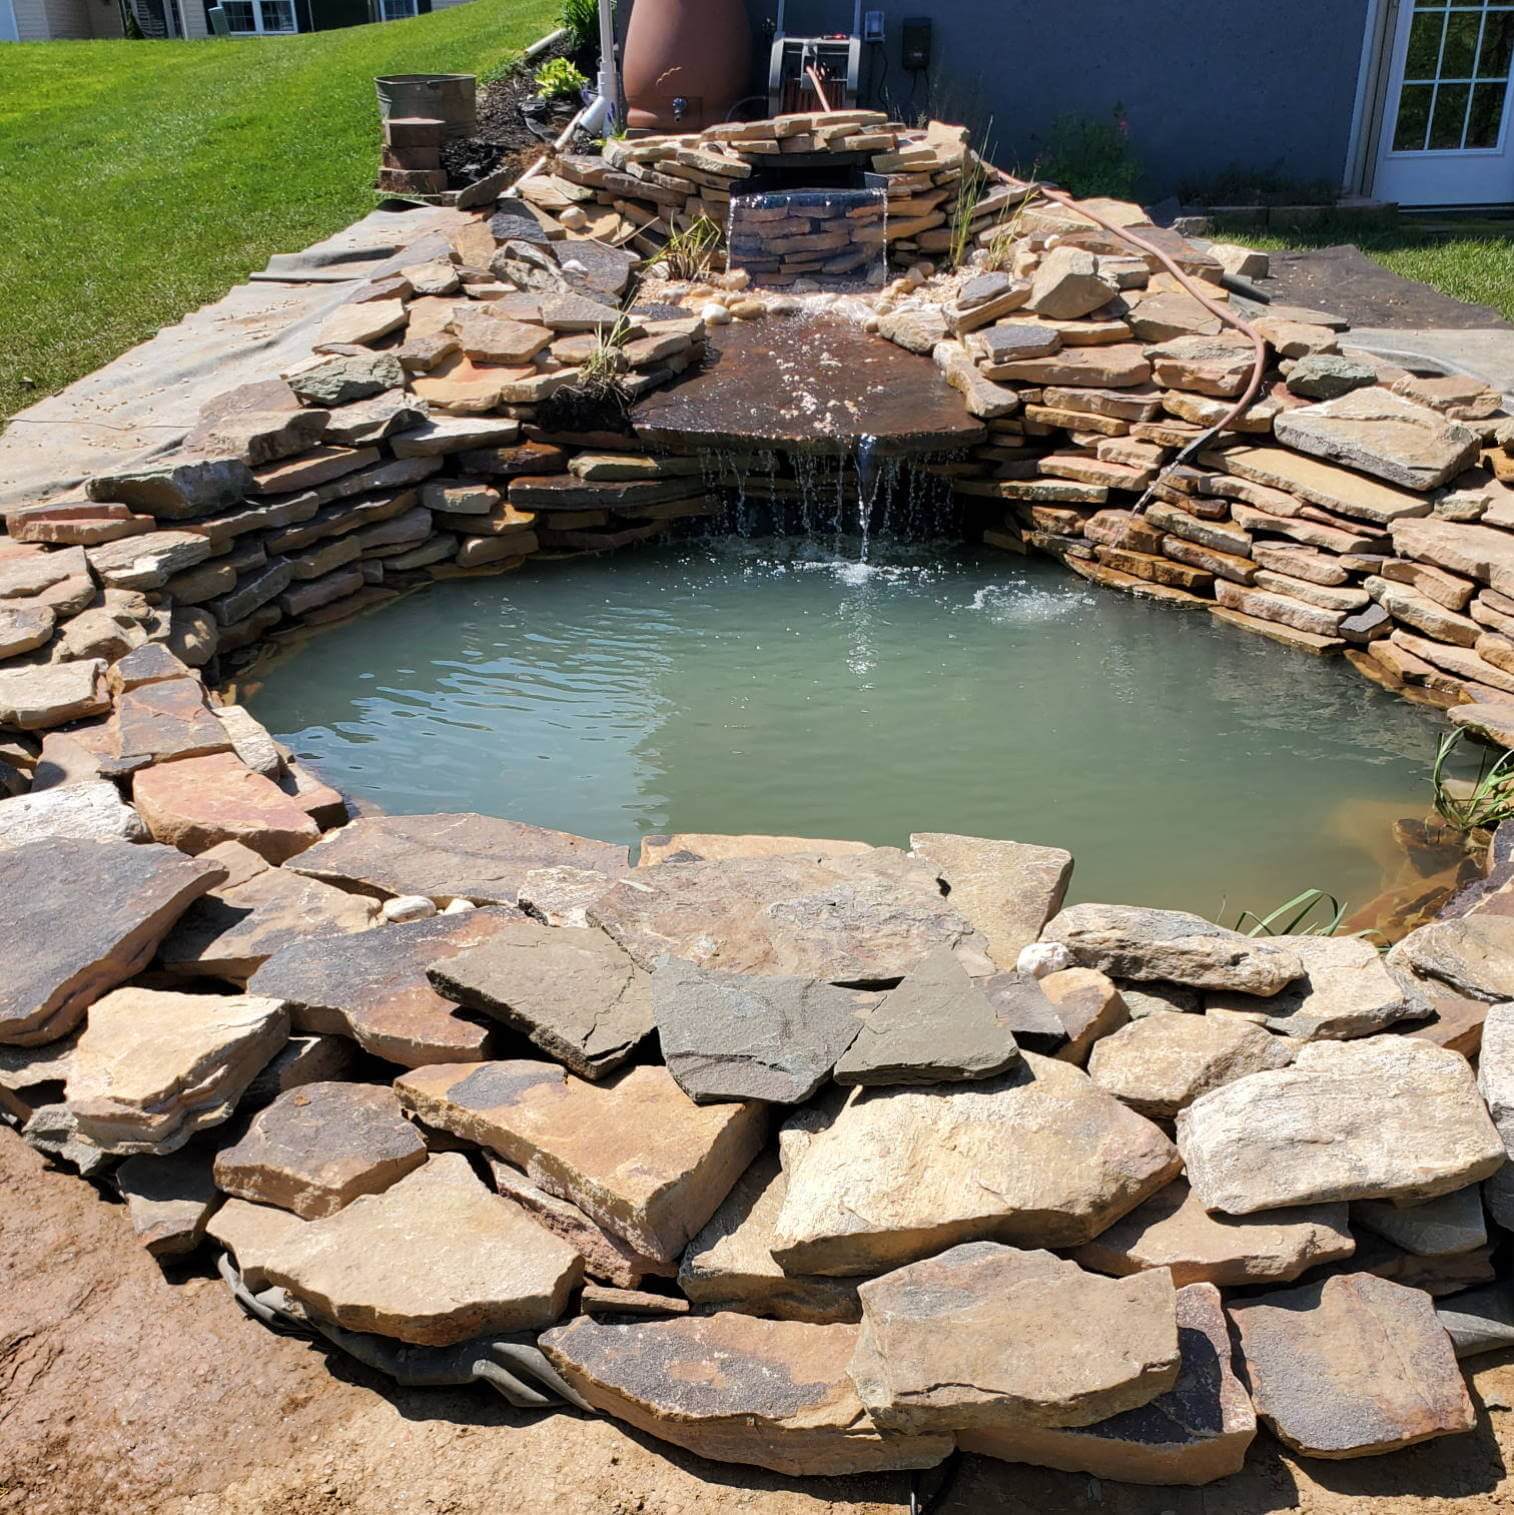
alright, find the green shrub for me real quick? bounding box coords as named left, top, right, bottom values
left=559, top=0, right=602, bottom=56
left=1035, top=106, right=1143, bottom=200
left=535, top=57, right=588, bottom=101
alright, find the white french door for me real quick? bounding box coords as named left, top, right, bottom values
left=1375, top=0, right=1514, bottom=203
left=223, top=0, right=296, bottom=32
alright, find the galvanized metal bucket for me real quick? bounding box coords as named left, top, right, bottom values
left=374, top=73, right=478, bottom=140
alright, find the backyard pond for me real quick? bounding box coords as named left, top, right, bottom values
left=247, top=539, right=1455, bottom=926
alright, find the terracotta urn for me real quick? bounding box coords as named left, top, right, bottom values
left=622, top=0, right=752, bottom=133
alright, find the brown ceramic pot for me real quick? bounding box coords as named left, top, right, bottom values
left=622, top=0, right=752, bottom=133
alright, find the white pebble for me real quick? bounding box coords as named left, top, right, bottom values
left=1016, top=941, right=1073, bottom=979
left=383, top=895, right=437, bottom=924
left=720, top=267, right=752, bottom=291
left=700, top=302, right=732, bottom=325
left=767, top=296, right=800, bottom=315
left=442, top=898, right=478, bottom=915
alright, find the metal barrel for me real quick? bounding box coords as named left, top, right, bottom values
left=374, top=73, right=478, bottom=140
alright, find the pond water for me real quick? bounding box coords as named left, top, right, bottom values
left=247, top=539, right=1451, bottom=924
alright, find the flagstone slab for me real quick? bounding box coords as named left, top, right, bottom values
left=394, top=1061, right=766, bottom=1263
left=65, top=986, right=288, bottom=1155
left=1390, top=912, right=1514, bottom=1003
left=515, top=865, right=619, bottom=927
left=213, top=1080, right=427, bottom=1218
left=958, top=1282, right=1256, bottom=1486
left=1211, top=442, right=1432, bottom=525
left=0, top=658, right=110, bottom=731
left=832, top=945, right=1016, bottom=1087
left=133, top=752, right=320, bottom=864
left=1208, top=933, right=1427, bottom=1039
left=249, top=909, right=522, bottom=1068
left=1073, top=1177, right=1355, bottom=1287
left=1177, top=1037, right=1505, bottom=1213
left=1353, top=1185, right=1488, bottom=1259
left=656, top=958, right=878, bottom=1104
left=428, top=917, right=653, bottom=1081
left=0, top=839, right=225, bottom=1046
left=0, top=779, right=148, bottom=848
left=259, top=1153, right=582, bottom=1346
left=771, top=1053, right=1180, bottom=1275
left=286, top=811, right=628, bottom=905
left=540, top=1314, right=954, bottom=1477
left=207, top=1197, right=309, bottom=1289
left=849, top=1242, right=1180, bottom=1435
left=636, top=832, right=873, bottom=867
left=1087, top=1010, right=1293, bottom=1117
left=1229, top=1273, right=1476, bottom=1457
left=1273, top=388, right=1480, bottom=492
left=159, top=855, right=380, bottom=983
left=679, top=1150, right=863, bottom=1324
left=909, top=832, right=1072, bottom=968
left=115, top=1147, right=221, bottom=1259
left=589, top=848, right=983, bottom=982
left=1042, top=903, right=1303, bottom=994
left=487, top=1157, right=674, bottom=1288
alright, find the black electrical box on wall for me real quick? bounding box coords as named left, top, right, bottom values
left=901, top=16, right=932, bottom=70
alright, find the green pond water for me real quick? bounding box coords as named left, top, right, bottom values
left=247, top=539, right=1451, bottom=922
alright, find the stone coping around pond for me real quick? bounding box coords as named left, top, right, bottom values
left=8, top=120, right=1514, bottom=1492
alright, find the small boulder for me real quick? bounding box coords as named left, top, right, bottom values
left=1042, top=903, right=1303, bottom=995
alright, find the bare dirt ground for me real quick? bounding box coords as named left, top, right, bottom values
left=3, top=1124, right=1513, bottom=1515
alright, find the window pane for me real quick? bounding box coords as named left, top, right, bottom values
left=1468, top=78, right=1510, bottom=141
left=1443, top=9, right=1483, bottom=74
left=223, top=1, right=254, bottom=28
left=1407, top=9, right=1448, bottom=75
left=1395, top=82, right=1435, bottom=147
left=1479, top=9, right=1514, bottom=75
left=1430, top=80, right=1472, bottom=144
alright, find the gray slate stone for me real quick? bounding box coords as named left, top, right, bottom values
left=429, top=917, right=653, bottom=1081
left=1436, top=1283, right=1514, bottom=1358
left=86, top=457, right=254, bottom=520
left=1043, top=903, right=1303, bottom=995
left=1353, top=1185, right=1488, bottom=1258
left=652, top=958, right=878, bottom=1105
left=833, top=945, right=1019, bottom=1086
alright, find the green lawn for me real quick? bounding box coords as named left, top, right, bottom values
left=0, top=0, right=557, bottom=423
left=1222, top=216, right=1514, bottom=324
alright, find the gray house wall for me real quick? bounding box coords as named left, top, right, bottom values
left=741, top=0, right=1372, bottom=195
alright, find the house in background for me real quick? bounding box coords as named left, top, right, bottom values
left=0, top=0, right=463, bottom=39
left=0, top=0, right=124, bottom=40
left=738, top=0, right=1514, bottom=207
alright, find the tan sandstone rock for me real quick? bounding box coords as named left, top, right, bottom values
left=958, top=1283, right=1256, bottom=1486
left=287, top=811, right=628, bottom=905
left=1208, top=932, right=1427, bottom=1039
left=589, top=848, right=983, bottom=981
left=65, top=987, right=288, bottom=1155
left=1087, top=1011, right=1293, bottom=1117
left=1177, top=1037, right=1505, bottom=1213
left=133, top=752, right=320, bottom=864
left=849, top=1242, right=1180, bottom=1434
left=1073, top=1177, right=1355, bottom=1286
left=395, top=1060, right=766, bottom=1263
left=679, top=1150, right=861, bottom=1324
left=909, top=831, right=1072, bottom=968
left=771, top=1053, right=1180, bottom=1275
left=259, top=1153, right=582, bottom=1346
